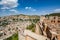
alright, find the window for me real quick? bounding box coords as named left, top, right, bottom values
left=58, top=21, right=60, bottom=23
left=54, top=17, right=56, bottom=19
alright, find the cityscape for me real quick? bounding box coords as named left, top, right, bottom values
left=0, top=0, right=60, bottom=40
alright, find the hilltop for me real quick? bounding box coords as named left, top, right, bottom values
left=0, top=14, right=40, bottom=20
left=45, top=13, right=60, bottom=17
left=0, top=14, right=40, bottom=27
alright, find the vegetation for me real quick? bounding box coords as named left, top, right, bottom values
left=12, top=18, right=18, bottom=22
left=32, top=19, right=40, bottom=23
left=0, top=20, right=9, bottom=27
left=45, top=13, right=60, bottom=17
left=26, top=23, right=35, bottom=32
left=4, top=33, right=18, bottom=40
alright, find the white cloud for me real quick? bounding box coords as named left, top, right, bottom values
left=25, top=7, right=31, bottom=10
left=25, top=7, right=36, bottom=11
left=9, top=9, right=18, bottom=13
left=41, top=11, right=49, bottom=15
left=25, top=7, right=29, bottom=9
left=32, top=9, right=36, bottom=11
left=54, top=9, right=60, bottom=13
left=1, top=7, right=10, bottom=9
left=0, top=0, right=18, bottom=9
left=41, top=9, right=60, bottom=15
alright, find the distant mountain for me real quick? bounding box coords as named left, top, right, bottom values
left=45, top=13, right=60, bottom=17
left=0, top=14, right=40, bottom=27
left=0, top=14, right=40, bottom=22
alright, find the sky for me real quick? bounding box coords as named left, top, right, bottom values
left=0, top=0, right=60, bottom=16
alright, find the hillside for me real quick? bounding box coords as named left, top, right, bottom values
left=0, top=14, right=40, bottom=27
left=0, top=14, right=40, bottom=19
left=45, top=13, right=60, bottom=17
